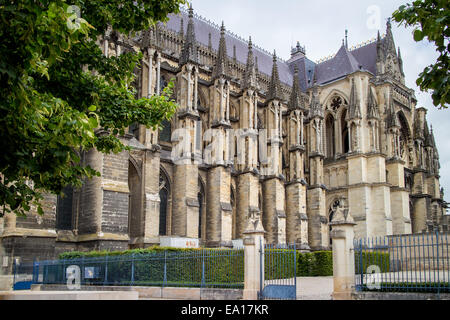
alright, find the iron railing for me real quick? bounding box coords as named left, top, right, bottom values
left=354, top=231, right=449, bottom=293
left=259, top=243, right=297, bottom=300
left=14, top=249, right=244, bottom=290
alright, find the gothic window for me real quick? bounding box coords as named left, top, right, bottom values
left=56, top=185, right=73, bottom=230
left=159, top=170, right=170, bottom=236
left=325, top=114, right=335, bottom=158
left=329, top=95, right=348, bottom=112
left=198, top=178, right=205, bottom=239
left=231, top=186, right=236, bottom=239
left=257, top=114, right=264, bottom=130
left=341, top=109, right=349, bottom=154
left=129, top=122, right=140, bottom=140
left=159, top=120, right=172, bottom=143
left=398, top=112, right=410, bottom=160
left=331, top=96, right=342, bottom=111
left=160, top=75, right=168, bottom=92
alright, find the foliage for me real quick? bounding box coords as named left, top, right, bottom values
left=0, top=0, right=185, bottom=217
left=296, top=251, right=333, bottom=277
left=311, top=251, right=334, bottom=276
left=392, top=0, right=450, bottom=108
left=355, top=251, right=391, bottom=274
left=53, top=247, right=244, bottom=288
left=296, top=252, right=315, bottom=276
left=58, top=246, right=202, bottom=260
left=264, top=249, right=297, bottom=280
left=296, top=251, right=390, bottom=277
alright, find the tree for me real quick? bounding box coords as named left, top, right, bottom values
left=392, top=0, right=449, bottom=108
left=0, top=0, right=186, bottom=217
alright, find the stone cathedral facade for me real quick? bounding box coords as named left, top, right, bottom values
left=1, top=7, right=448, bottom=264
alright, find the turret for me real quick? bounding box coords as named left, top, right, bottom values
left=180, top=5, right=199, bottom=66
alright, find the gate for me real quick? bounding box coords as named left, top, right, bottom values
left=259, top=242, right=297, bottom=300
left=12, top=260, right=35, bottom=290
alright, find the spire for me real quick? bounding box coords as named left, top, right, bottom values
left=179, top=18, right=184, bottom=37
left=212, top=21, right=229, bottom=79
left=347, top=78, right=362, bottom=120
left=180, top=4, right=198, bottom=66
left=430, top=125, right=437, bottom=148
left=425, top=122, right=436, bottom=148
left=268, top=51, right=283, bottom=101
left=345, top=29, right=348, bottom=49
left=384, top=17, right=396, bottom=55
left=414, top=111, right=424, bottom=140
left=289, top=65, right=302, bottom=110
left=367, top=86, right=379, bottom=119
left=242, top=36, right=258, bottom=90
left=398, top=47, right=404, bottom=74
left=386, top=89, right=400, bottom=128
left=376, top=30, right=383, bottom=59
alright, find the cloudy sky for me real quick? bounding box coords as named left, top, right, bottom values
left=186, top=0, right=450, bottom=202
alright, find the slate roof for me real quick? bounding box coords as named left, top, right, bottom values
left=162, top=10, right=380, bottom=92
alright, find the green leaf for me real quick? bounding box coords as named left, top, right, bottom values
left=413, top=29, right=424, bottom=41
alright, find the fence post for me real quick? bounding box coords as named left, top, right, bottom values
left=163, top=251, right=167, bottom=287
left=330, top=197, right=356, bottom=300
left=131, top=253, right=135, bottom=286
left=201, top=250, right=205, bottom=288
left=12, top=258, right=16, bottom=289
left=243, top=214, right=265, bottom=300
left=104, top=255, right=108, bottom=286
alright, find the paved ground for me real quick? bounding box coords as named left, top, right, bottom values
left=297, top=277, right=333, bottom=300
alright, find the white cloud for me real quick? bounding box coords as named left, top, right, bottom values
left=190, top=0, right=450, bottom=201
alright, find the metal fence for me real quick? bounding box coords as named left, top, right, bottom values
left=13, top=249, right=244, bottom=290
left=354, top=231, right=450, bottom=293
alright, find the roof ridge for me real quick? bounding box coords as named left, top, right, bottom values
left=316, top=33, right=386, bottom=64
left=179, top=6, right=286, bottom=63
left=349, top=36, right=379, bottom=51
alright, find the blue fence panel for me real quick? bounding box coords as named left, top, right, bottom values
left=354, top=232, right=450, bottom=293
left=14, top=249, right=244, bottom=290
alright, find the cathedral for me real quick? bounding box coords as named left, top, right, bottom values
left=1, top=6, right=448, bottom=265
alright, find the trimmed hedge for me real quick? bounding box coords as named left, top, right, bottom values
left=355, top=251, right=391, bottom=274
left=58, top=246, right=200, bottom=260
left=296, top=251, right=391, bottom=277
left=54, top=248, right=391, bottom=284
left=296, top=251, right=333, bottom=277
left=52, top=247, right=244, bottom=288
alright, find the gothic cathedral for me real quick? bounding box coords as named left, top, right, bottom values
left=1, top=7, right=448, bottom=264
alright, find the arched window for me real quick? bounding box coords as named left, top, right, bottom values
left=325, top=114, right=335, bottom=158
left=198, top=177, right=205, bottom=239
left=330, top=96, right=346, bottom=112
left=159, top=170, right=170, bottom=236
left=158, top=75, right=171, bottom=143
left=56, top=185, right=73, bottom=230
left=341, top=110, right=349, bottom=154
left=128, top=160, right=143, bottom=239
left=159, top=120, right=172, bottom=143
left=398, top=112, right=410, bottom=160
left=160, top=75, right=168, bottom=92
